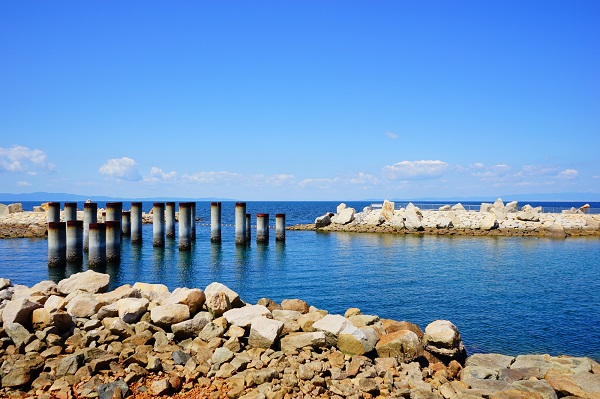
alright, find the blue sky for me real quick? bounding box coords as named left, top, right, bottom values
left=1, top=1, right=599, bottom=200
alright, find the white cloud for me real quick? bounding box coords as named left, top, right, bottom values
left=382, top=160, right=449, bottom=180
left=16, top=181, right=31, bottom=187
left=0, top=145, right=55, bottom=173
left=385, top=131, right=398, bottom=139
left=143, top=166, right=177, bottom=183
left=516, top=164, right=559, bottom=177
left=298, top=173, right=379, bottom=188
left=99, top=157, right=142, bottom=181
left=471, top=164, right=512, bottom=180
left=556, top=169, right=579, bottom=179
left=254, top=174, right=295, bottom=187
left=181, top=171, right=241, bottom=184
left=471, top=162, right=485, bottom=169
left=593, top=175, right=600, bottom=179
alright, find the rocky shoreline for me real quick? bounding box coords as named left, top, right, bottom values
left=289, top=199, right=600, bottom=238
left=1, top=272, right=599, bottom=399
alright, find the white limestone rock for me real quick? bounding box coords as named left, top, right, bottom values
left=117, top=297, right=149, bottom=323
left=205, top=282, right=242, bottom=308
left=223, top=304, right=271, bottom=328
left=2, top=298, right=42, bottom=326
left=332, top=207, right=355, bottom=225
left=381, top=200, right=395, bottom=221
left=480, top=213, right=499, bottom=230
left=57, top=270, right=110, bottom=295
left=280, top=331, right=327, bottom=353
left=248, top=316, right=284, bottom=349
left=166, top=287, right=205, bottom=315
left=150, top=303, right=190, bottom=326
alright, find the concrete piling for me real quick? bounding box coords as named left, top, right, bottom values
left=66, top=220, right=83, bottom=262
left=105, top=221, right=121, bottom=262
left=83, top=202, right=97, bottom=252
left=48, top=221, right=66, bottom=266
left=246, top=213, right=251, bottom=244
left=276, top=213, right=286, bottom=242
left=88, top=223, right=106, bottom=267
left=47, top=202, right=60, bottom=223
left=178, top=202, right=192, bottom=251
left=256, top=213, right=269, bottom=243
left=190, top=202, right=197, bottom=240
left=121, top=211, right=131, bottom=237
left=64, top=202, right=77, bottom=222
left=210, top=202, right=222, bottom=243
left=106, top=202, right=122, bottom=237
left=235, top=202, right=247, bottom=245
left=166, top=202, right=176, bottom=238
left=131, top=202, right=143, bottom=244
left=153, top=202, right=165, bottom=247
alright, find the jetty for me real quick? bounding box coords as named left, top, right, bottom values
left=290, top=199, right=600, bottom=238
left=1, top=271, right=599, bottom=398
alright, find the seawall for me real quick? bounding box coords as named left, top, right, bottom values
left=0, top=272, right=599, bottom=398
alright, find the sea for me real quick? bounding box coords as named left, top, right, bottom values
left=1, top=200, right=599, bottom=361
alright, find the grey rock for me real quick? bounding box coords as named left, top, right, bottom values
left=466, top=353, right=515, bottom=370
left=97, top=380, right=130, bottom=399
left=5, top=322, right=34, bottom=349
left=172, top=350, right=191, bottom=365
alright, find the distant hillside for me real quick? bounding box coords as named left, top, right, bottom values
left=0, top=192, right=236, bottom=202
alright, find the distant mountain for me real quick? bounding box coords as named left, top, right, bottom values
left=0, top=192, right=236, bottom=202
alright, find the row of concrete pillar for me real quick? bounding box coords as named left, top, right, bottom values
left=47, top=201, right=286, bottom=266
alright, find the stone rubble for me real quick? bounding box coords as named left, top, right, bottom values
left=0, top=271, right=598, bottom=398
left=296, top=199, right=600, bottom=238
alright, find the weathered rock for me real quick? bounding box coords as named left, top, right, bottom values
left=150, top=304, right=190, bottom=327
left=29, top=280, right=58, bottom=296
left=517, top=209, right=540, bottom=222
left=102, top=317, right=134, bottom=338
left=2, top=297, right=42, bottom=326
left=280, top=331, right=327, bottom=353
left=332, top=207, right=355, bottom=225
left=423, top=320, right=464, bottom=359
left=96, top=284, right=141, bottom=304
left=505, top=201, right=519, bottom=213
left=57, top=270, right=110, bottom=294
left=298, top=311, right=326, bottom=332
left=44, top=295, right=67, bottom=312
left=166, top=287, right=206, bottom=315
left=405, top=205, right=423, bottom=231
left=117, top=297, right=149, bottom=324
left=97, top=380, right=130, bottom=399
left=56, top=353, right=84, bottom=377
left=248, top=317, right=284, bottom=349
left=205, top=290, right=231, bottom=317
left=452, top=203, right=467, bottom=212
left=315, top=213, right=333, bottom=228
left=381, top=319, right=424, bottom=338
left=466, top=353, right=515, bottom=370
left=376, top=330, right=423, bottom=362
left=5, top=322, right=34, bottom=348
left=223, top=305, right=271, bottom=328
left=381, top=200, right=395, bottom=221
left=66, top=294, right=102, bottom=318
left=171, top=311, right=211, bottom=339
left=337, top=325, right=378, bottom=356
left=480, top=212, right=499, bottom=230
left=281, top=298, right=309, bottom=314
left=212, top=347, right=234, bottom=364
left=205, top=282, right=242, bottom=308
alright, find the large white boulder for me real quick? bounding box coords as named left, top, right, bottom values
left=248, top=316, right=284, bottom=349
left=223, top=305, right=271, bottom=328
left=332, top=207, right=355, bottom=225
left=380, top=200, right=395, bottom=221
left=57, top=270, right=110, bottom=295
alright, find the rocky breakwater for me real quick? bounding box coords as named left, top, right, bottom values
left=292, top=199, right=600, bottom=238
left=1, top=272, right=599, bottom=399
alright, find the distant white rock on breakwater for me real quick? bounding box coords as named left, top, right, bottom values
left=298, top=199, right=600, bottom=238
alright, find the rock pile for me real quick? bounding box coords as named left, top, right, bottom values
left=299, top=199, right=600, bottom=238
left=1, top=272, right=599, bottom=398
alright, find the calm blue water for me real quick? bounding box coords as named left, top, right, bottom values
left=1, top=201, right=599, bottom=361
